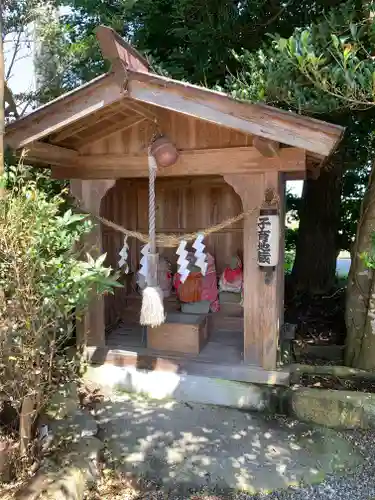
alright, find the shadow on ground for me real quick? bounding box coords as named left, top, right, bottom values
left=94, top=394, right=363, bottom=496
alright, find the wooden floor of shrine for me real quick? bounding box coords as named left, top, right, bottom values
left=106, top=322, right=244, bottom=365
left=87, top=295, right=289, bottom=385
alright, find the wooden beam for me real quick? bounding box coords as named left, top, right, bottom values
left=224, top=172, right=281, bottom=370
left=253, top=137, right=280, bottom=157
left=50, top=146, right=305, bottom=179
left=121, top=99, right=157, bottom=122
left=284, top=171, right=306, bottom=181
left=23, top=141, right=78, bottom=166
left=5, top=73, right=124, bottom=149
left=70, top=179, right=116, bottom=347
left=96, top=25, right=150, bottom=73
left=127, top=70, right=344, bottom=157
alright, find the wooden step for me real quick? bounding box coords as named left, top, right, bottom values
left=218, top=301, right=243, bottom=317
left=208, top=315, right=243, bottom=333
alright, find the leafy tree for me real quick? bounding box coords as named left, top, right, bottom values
left=1, top=1, right=4, bottom=196
left=56, top=0, right=344, bottom=88
left=230, top=1, right=375, bottom=294
left=3, top=0, right=56, bottom=116
left=2, top=1, right=72, bottom=197
left=233, top=1, right=375, bottom=368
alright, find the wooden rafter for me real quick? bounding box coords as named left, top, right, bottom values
left=253, top=137, right=280, bottom=157
left=121, top=99, right=157, bottom=122
left=75, top=116, right=146, bottom=148
left=50, top=104, right=123, bottom=143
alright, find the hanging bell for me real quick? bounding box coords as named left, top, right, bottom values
left=150, top=136, right=179, bottom=168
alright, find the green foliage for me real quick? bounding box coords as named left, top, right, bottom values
left=4, top=153, right=67, bottom=199
left=265, top=3, right=375, bottom=113
left=230, top=1, right=375, bottom=113
left=0, top=180, right=120, bottom=325
left=0, top=180, right=120, bottom=459
left=284, top=251, right=295, bottom=273
left=285, top=227, right=298, bottom=251
left=230, top=1, right=375, bottom=252
left=360, top=232, right=375, bottom=269
left=37, top=0, right=347, bottom=94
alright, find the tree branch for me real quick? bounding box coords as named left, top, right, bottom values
left=6, top=28, right=22, bottom=80
left=4, top=80, right=19, bottom=118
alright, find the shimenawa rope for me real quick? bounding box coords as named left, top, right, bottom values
left=76, top=190, right=279, bottom=249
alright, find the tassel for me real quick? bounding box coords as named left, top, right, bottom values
left=140, top=286, right=165, bottom=327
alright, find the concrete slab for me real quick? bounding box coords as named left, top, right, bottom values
left=85, top=364, right=271, bottom=411
left=95, top=395, right=363, bottom=495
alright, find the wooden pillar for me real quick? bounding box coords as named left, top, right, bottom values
left=224, top=172, right=283, bottom=370
left=70, top=179, right=116, bottom=347
left=278, top=175, right=286, bottom=330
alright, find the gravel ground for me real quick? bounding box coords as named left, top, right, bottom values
left=242, top=424, right=375, bottom=500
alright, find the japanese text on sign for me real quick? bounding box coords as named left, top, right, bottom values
left=257, top=215, right=272, bottom=265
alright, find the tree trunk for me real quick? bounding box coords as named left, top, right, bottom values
left=291, top=154, right=343, bottom=294
left=345, top=161, right=375, bottom=369
left=19, top=395, right=35, bottom=457
left=0, top=3, right=4, bottom=199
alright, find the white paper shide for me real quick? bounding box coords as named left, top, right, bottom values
left=192, top=233, right=208, bottom=276
left=176, top=240, right=190, bottom=283
left=118, top=236, right=129, bottom=273
left=138, top=243, right=150, bottom=278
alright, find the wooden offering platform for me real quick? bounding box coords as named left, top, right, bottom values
left=147, top=312, right=209, bottom=355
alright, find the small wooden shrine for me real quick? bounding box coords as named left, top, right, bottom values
left=5, top=26, right=344, bottom=384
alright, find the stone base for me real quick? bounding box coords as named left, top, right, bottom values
left=283, top=387, right=375, bottom=429
left=84, top=364, right=272, bottom=412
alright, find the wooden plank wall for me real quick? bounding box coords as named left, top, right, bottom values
left=84, top=105, right=252, bottom=327
left=101, top=176, right=243, bottom=327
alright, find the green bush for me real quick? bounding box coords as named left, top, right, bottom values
left=0, top=180, right=120, bottom=465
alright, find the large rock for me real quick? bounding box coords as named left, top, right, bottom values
left=284, top=387, right=375, bottom=429
left=15, top=437, right=102, bottom=500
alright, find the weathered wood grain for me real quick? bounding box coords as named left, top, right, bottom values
left=5, top=74, right=124, bottom=148
left=224, top=172, right=282, bottom=370
left=127, top=69, right=344, bottom=156
left=50, top=146, right=305, bottom=179
left=71, top=179, right=116, bottom=347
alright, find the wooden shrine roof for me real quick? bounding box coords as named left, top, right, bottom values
left=5, top=26, right=345, bottom=177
